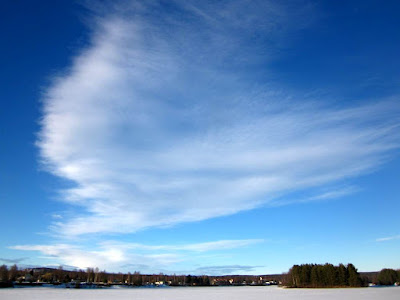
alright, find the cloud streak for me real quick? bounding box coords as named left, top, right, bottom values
left=376, top=234, right=400, bottom=242
left=38, top=1, right=400, bottom=237
left=100, top=239, right=264, bottom=252
left=194, top=265, right=263, bottom=276
left=10, top=239, right=263, bottom=272
left=0, top=257, right=26, bottom=264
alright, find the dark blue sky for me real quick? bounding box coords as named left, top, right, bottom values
left=1, top=1, right=88, bottom=243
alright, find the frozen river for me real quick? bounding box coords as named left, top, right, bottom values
left=1, top=285, right=399, bottom=299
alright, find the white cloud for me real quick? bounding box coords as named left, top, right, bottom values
left=376, top=234, right=400, bottom=242
left=174, top=239, right=264, bottom=252
left=38, top=1, right=400, bottom=237
left=10, top=244, right=177, bottom=271
left=51, top=214, right=63, bottom=219
left=193, top=265, right=263, bottom=276
left=100, top=239, right=264, bottom=252
left=10, top=239, right=263, bottom=272
left=272, top=185, right=360, bottom=206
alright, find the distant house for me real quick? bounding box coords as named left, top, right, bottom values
left=24, top=274, right=34, bottom=282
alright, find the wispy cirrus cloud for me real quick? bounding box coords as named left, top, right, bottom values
left=10, top=244, right=179, bottom=272
left=376, top=234, right=400, bottom=242
left=173, top=239, right=264, bottom=252
left=38, top=0, right=400, bottom=237
left=10, top=239, right=263, bottom=272
left=100, top=239, right=264, bottom=252
left=193, top=265, right=263, bottom=276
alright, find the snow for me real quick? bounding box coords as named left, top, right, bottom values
left=1, top=286, right=399, bottom=300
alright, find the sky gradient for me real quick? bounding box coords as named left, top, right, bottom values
left=1, top=0, right=400, bottom=275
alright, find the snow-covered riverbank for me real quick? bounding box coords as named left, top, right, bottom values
left=1, top=285, right=400, bottom=300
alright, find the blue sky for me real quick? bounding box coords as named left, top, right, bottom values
left=1, top=0, right=399, bottom=275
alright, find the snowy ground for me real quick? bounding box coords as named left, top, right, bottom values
left=1, top=285, right=399, bottom=300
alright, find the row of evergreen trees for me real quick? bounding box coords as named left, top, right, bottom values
left=284, top=263, right=365, bottom=288
left=376, top=268, right=400, bottom=286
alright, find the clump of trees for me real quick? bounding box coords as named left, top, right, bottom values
left=284, top=263, right=367, bottom=288
left=0, top=264, right=18, bottom=282
left=377, top=268, right=399, bottom=286
left=0, top=264, right=18, bottom=287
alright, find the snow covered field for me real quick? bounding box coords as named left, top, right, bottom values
left=1, top=286, right=399, bottom=300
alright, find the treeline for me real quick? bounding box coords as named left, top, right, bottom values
left=0, top=264, right=281, bottom=286
left=1, top=264, right=399, bottom=288
left=284, top=263, right=366, bottom=288
left=376, top=268, right=400, bottom=286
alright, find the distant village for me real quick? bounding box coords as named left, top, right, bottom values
left=1, top=264, right=399, bottom=289
left=0, top=265, right=281, bottom=288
